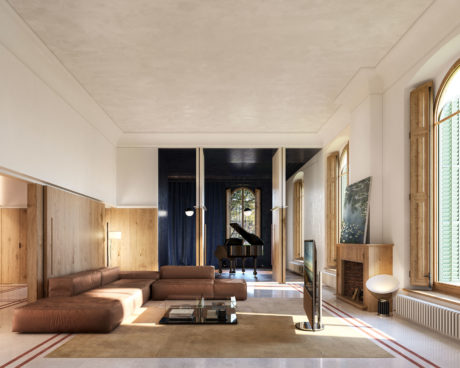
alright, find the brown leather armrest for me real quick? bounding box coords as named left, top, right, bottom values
left=119, top=271, right=159, bottom=281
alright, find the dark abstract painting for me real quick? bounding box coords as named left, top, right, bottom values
left=340, top=177, right=371, bottom=244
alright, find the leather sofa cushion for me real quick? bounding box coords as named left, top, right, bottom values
left=12, top=296, right=123, bottom=333
left=48, top=270, right=102, bottom=297
left=100, top=267, right=120, bottom=285
left=83, top=288, right=141, bottom=320
left=101, top=278, right=154, bottom=304
left=120, top=270, right=160, bottom=281
left=214, top=279, right=247, bottom=300
left=152, top=279, right=214, bottom=300
left=160, top=266, right=215, bottom=280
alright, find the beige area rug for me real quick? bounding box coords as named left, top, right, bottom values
left=47, top=298, right=392, bottom=359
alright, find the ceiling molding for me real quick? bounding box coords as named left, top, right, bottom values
left=117, top=132, right=323, bottom=148
left=318, top=0, right=460, bottom=148
left=1, top=1, right=123, bottom=146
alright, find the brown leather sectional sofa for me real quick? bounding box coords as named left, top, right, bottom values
left=12, top=265, right=246, bottom=333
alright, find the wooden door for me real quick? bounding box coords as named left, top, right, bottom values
left=272, top=148, right=286, bottom=283
left=0, top=208, right=27, bottom=284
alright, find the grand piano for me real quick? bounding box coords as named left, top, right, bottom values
left=214, top=222, right=264, bottom=275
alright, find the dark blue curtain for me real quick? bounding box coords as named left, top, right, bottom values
left=167, top=181, right=196, bottom=265
left=205, top=182, right=227, bottom=267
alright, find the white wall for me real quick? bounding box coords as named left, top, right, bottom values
left=381, top=36, right=460, bottom=288
left=117, top=148, right=158, bottom=207
left=286, top=151, right=325, bottom=271
left=321, top=3, right=460, bottom=288
left=349, top=94, right=383, bottom=243
left=0, top=176, right=27, bottom=208
left=0, top=2, right=120, bottom=204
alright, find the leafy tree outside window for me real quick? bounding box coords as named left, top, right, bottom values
left=228, top=187, right=257, bottom=242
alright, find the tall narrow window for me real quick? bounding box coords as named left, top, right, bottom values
left=339, top=144, right=349, bottom=233
left=435, top=60, right=460, bottom=288
left=226, top=187, right=261, bottom=240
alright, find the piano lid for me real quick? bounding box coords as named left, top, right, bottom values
left=230, top=223, right=264, bottom=245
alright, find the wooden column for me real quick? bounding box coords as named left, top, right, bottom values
left=27, top=184, right=44, bottom=301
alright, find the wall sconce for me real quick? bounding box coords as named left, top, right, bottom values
left=243, top=208, right=252, bottom=216
left=185, top=208, right=194, bottom=217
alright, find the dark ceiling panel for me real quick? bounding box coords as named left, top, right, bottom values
left=159, top=148, right=196, bottom=178
left=204, top=148, right=275, bottom=180
left=285, top=148, right=321, bottom=179
left=159, top=148, right=320, bottom=180
left=204, top=148, right=320, bottom=181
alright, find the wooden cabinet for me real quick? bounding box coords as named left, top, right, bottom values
left=336, top=243, right=393, bottom=312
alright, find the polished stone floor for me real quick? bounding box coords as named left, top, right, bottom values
left=0, top=271, right=459, bottom=367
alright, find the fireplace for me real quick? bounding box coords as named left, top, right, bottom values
left=343, top=260, right=363, bottom=303
left=336, top=243, right=393, bottom=312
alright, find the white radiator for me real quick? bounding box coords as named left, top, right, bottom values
left=395, top=294, right=460, bottom=340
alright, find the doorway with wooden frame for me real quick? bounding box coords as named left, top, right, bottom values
left=0, top=174, right=29, bottom=307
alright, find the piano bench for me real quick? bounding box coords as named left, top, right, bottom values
left=214, top=279, right=247, bottom=301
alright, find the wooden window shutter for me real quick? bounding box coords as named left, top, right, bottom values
left=410, top=81, right=433, bottom=287
left=293, top=180, right=304, bottom=259
left=326, top=152, right=338, bottom=268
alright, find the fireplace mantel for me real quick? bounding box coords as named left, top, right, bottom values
left=336, top=243, right=393, bottom=312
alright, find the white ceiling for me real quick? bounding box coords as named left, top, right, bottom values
left=9, top=0, right=432, bottom=134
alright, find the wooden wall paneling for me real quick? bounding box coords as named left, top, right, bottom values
left=410, top=81, right=432, bottom=287
left=293, top=180, right=303, bottom=259
left=27, top=183, right=44, bottom=301
left=106, top=208, right=158, bottom=271
left=271, top=208, right=286, bottom=283
left=272, top=148, right=286, bottom=283
left=44, top=187, right=105, bottom=286
left=0, top=208, right=27, bottom=284
left=195, top=207, right=205, bottom=266
left=196, top=147, right=205, bottom=266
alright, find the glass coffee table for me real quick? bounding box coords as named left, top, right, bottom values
left=159, top=296, right=237, bottom=325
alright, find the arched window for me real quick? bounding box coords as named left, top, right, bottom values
left=339, top=143, right=349, bottom=234
left=226, top=187, right=260, bottom=240
left=435, top=60, right=460, bottom=286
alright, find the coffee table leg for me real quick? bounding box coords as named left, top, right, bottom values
left=242, top=257, right=246, bottom=273
left=253, top=257, right=258, bottom=275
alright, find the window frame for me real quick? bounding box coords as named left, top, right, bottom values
left=433, top=58, right=460, bottom=296
left=226, top=187, right=261, bottom=239
left=338, top=142, right=349, bottom=235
